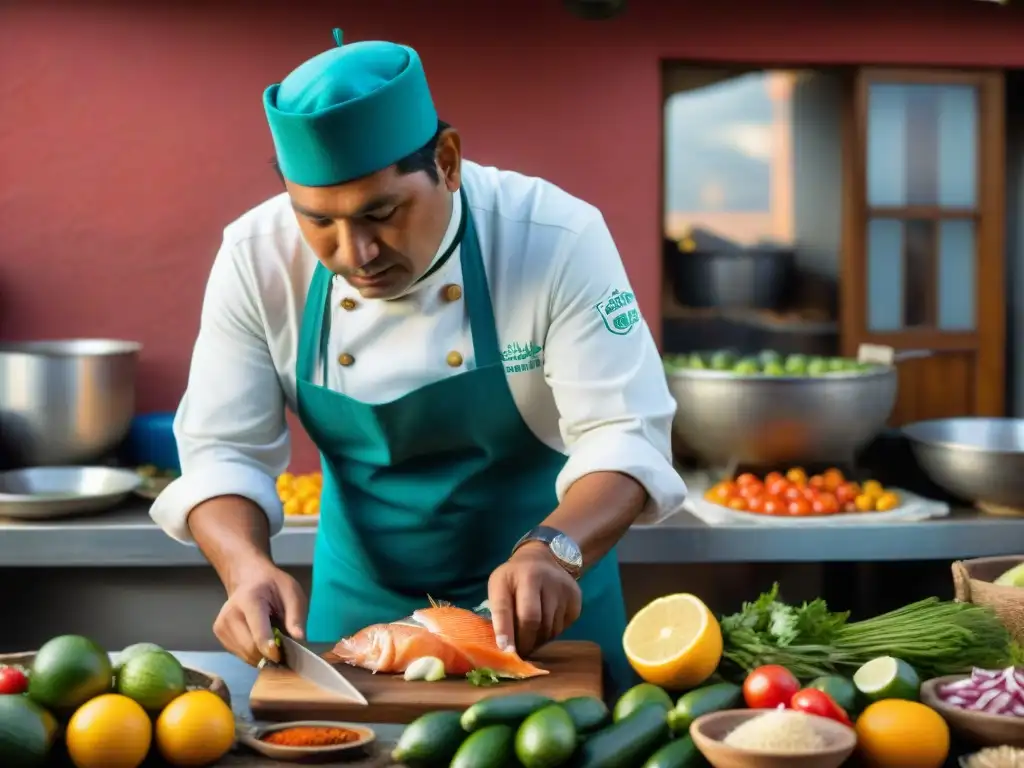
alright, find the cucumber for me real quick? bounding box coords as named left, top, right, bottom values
left=574, top=702, right=670, bottom=768
left=451, top=724, right=515, bottom=768
left=561, top=696, right=611, bottom=734
left=642, top=735, right=702, bottom=768
left=391, top=710, right=466, bottom=767
left=516, top=704, right=577, bottom=768
left=613, top=683, right=673, bottom=723
left=666, top=682, right=743, bottom=735
left=461, top=693, right=554, bottom=732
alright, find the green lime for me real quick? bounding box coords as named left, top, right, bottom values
left=114, top=642, right=164, bottom=674
left=0, top=695, right=51, bottom=767
left=27, top=635, right=112, bottom=713
left=807, top=675, right=859, bottom=713
left=613, top=683, right=673, bottom=723
left=115, top=649, right=186, bottom=711
left=852, top=656, right=921, bottom=702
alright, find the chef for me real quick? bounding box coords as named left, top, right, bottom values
left=151, top=29, right=686, bottom=696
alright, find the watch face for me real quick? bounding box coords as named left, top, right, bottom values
left=550, top=533, right=583, bottom=572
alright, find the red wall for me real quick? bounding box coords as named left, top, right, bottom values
left=2, top=0, right=1023, bottom=470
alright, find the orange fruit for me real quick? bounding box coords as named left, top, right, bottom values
left=155, top=690, right=234, bottom=766
left=622, top=593, right=722, bottom=689
left=66, top=694, right=152, bottom=768
left=855, top=699, right=949, bottom=768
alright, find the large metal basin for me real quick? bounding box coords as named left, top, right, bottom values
left=903, top=418, right=1024, bottom=508
left=0, top=340, right=142, bottom=468
left=668, top=366, right=898, bottom=467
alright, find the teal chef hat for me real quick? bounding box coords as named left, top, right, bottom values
left=263, top=29, right=438, bottom=187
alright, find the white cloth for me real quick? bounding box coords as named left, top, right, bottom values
left=151, top=160, right=687, bottom=543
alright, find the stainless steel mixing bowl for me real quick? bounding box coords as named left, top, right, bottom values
left=0, top=339, right=142, bottom=468
left=0, top=466, right=141, bottom=520
left=903, top=418, right=1024, bottom=508
left=667, top=366, right=898, bottom=467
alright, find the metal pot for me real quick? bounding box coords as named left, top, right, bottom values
left=0, top=339, right=142, bottom=468
left=903, top=418, right=1024, bottom=508
left=668, top=366, right=898, bottom=467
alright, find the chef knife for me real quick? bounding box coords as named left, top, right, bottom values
left=264, top=620, right=368, bottom=705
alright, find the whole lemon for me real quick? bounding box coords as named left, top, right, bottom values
left=855, top=699, right=949, bottom=768
left=155, top=690, right=235, bottom=766
left=65, top=694, right=152, bottom=768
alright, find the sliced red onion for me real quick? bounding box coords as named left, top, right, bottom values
left=981, top=691, right=1013, bottom=715
left=969, top=689, right=1004, bottom=711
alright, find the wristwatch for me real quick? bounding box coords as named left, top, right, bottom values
left=511, top=526, right=583, bottom=580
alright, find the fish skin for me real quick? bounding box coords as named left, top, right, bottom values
left=331, top=605, right=549, bottom=678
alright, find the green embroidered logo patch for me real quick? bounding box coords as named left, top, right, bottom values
left=595, top=289, right=640, bottom=335
left=502, top=341, right=543, bottom=374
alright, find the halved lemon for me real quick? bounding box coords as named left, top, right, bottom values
left=622, top=593, right=722, bottom=689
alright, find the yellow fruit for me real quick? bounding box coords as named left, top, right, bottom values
left=856, top=699, right=949, bottom=768
left=155, top=690, right=235, bottom=767
left=875, top=491, right=900, bottom=512
left=302, top=497, right=320, bottom=515
left=861, top=480, right=884, bottom=498
left=283, top=497, right=301, bottom=516
left=622, top=593, right=722, bottom=689
left=66, top=694, right=152, bottom=768
left=854, top=493, right=876, bottom=512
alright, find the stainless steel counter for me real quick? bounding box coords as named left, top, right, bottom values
left=1, top=499, right=1021, bottom=567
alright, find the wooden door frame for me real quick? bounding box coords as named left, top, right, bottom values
left=840, top=67, right=1006, bottom=415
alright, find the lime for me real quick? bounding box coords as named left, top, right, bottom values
left=807, top=675, right=859, bottom=714
left=28, top=635, right=112, bottom=712
left=114, top=642, right=164, bottom=674
left=612, top=683, right=673, bottom=723
left=115, top=650, right=186, bottom=711
left=852, top=656, right=921, bottom=702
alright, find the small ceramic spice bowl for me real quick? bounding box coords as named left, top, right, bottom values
left=236, top=720, right=376, bottom=762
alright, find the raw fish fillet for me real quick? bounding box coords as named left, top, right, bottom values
left=331, top=602, right=549, bottom=678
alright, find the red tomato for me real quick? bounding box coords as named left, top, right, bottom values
left=822, top=468, right=845, bottom=492
left=739, top=482, right=764, bottom=499
left=801, top=486, right=818, bottom=501
left=743, top=665, right=801, bottom=709
left=834, top=482, right=860, bottom=505
left=766, top=478, right=790, bottom=497
left=762, top=497, right=785, bottom=516
left=813, top=493, right=840, bottom=515
left=736, top=473, right=759, bottom=487
left=727, top=496, right=748, bottom=511
left=763, top=471, right=784, bottom=487
left=0, top=665, right=28, bottom=695
left=808, top=475, right=826, bottom=490
left=842, top=501, right=858, bottom=513
left=788, top=498, right=812, bottom=516
left=746, top=495, right=766, bottom=514
left=783, top=485, right=804, bottom=502
left=790, top=688, right=853, bottom=726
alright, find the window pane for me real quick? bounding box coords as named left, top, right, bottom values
left=866, top=83, right=978, bottom=208
left=937, top=220, right=976, bottom=330
left=866, top=219, right=904, bottom=331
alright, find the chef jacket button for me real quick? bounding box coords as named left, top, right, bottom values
left=441, top=284, right=462, bottom=302
left=446, top=351, right=464, bottom=368
left=340, top=297, right=358, bottom=311
left=338, top=353, right=355, bottom=367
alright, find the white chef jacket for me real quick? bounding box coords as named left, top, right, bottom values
left=151, top=160, right=687, bottom=544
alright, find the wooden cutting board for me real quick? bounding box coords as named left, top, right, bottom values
left=249, top=640, right=603, bottom=724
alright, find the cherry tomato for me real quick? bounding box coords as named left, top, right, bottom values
left=808, top=474, right=826, bottom=490
left=801, top=485, right=819, bottom=501
left=743, top=665, right=801, bottom=709
left=813, top=493, right=840, bottom=515
left=747, top=495, right=766, bottom=514
left=842, top=501, right=858, bottom=513
left=786, top=467, right=808, bottom=486
left=0, top=665, right=28, bottom=695
left=739, top=482, right=764, bottom=499
left=763, top=471, right=784, bottom=487
left=788, top=498, right=812, bottom=516
left=762, top=496, right=785, bottom=516
left=783, top=485, right=804, bottom=502
left=766, top=478, right=790, bottom=497
left=822, top=468, right=845, bottom=492
left=736, top=473, right=759, bottom=487
left=790, top=688, right=853, bottom=726
left=834, top=482, right=860, bottom=505
left=727, top=496, right=748, bottom=511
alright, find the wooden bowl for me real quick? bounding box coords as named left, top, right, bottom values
left=921, top=675, right=1024, bottom=748
left=236, top=720, right=375, bottom=762
left=690, top=710, right=857, bottom=768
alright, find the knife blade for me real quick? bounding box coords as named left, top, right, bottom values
left=268, top=623, right=368, bottom=705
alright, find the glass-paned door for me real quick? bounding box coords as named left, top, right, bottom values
left=843, top=69, right=1005, bottom=423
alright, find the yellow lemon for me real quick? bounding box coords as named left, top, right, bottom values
left=622, top=593, right=722, bottom=689
left=283, top=498, right=301, bottom=516
left=861, top=480, right=884, bottom=498
left=155, top=690, right=235, bottom=767
left=302, top=497, right=320, bottom=516
left=66, top=694, right=152, bottom=768
left=856, top=699, right=949, bottom=768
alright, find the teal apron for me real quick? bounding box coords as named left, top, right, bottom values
left=294, top=186, right=636, bottom=698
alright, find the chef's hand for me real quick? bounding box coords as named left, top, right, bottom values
left=213, top=558, right=308, bottom=666
left=488, top=542, right=582, bottom=656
